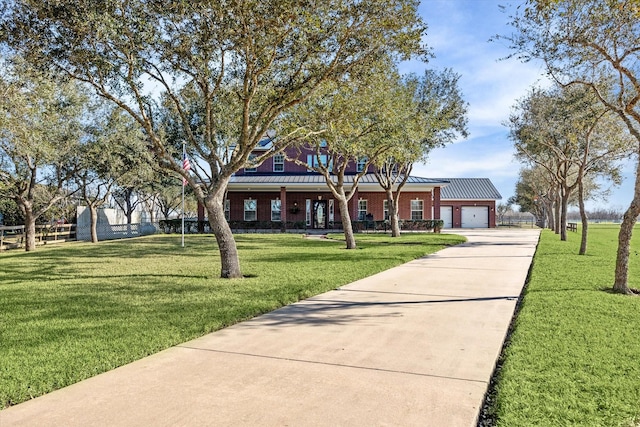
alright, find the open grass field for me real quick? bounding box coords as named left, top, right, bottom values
left=493, top=224, right=640, bottom=426
left=0, top=232, right=465, bottom=409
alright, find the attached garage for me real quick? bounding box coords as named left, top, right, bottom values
left=440, top=206, right=453, bottom=229
left=461, top=206, right=489, bottom=228
left=437, top=178, right=502, bottom=228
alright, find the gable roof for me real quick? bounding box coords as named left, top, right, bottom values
left=438, top=178, right=502, bottom=200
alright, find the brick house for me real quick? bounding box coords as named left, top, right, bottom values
left=202, top=142, right=502, bottom=230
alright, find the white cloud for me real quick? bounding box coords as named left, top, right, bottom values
left=404, top=1, right=550, bottom=131
left=414, top=138, right=517, bottom=178
left=402, top=0, right=632, bottom=209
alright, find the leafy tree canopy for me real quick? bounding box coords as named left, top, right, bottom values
left=0, top=0, right=427, bottom=274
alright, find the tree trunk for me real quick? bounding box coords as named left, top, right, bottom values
left=161, top=205, right=171, bottom=221
left=578, top=180, right=588, bottom=255
left=204, top=184, right=242, bottom=279
left=554, top=196, right=561, bottom=234
left=560, top=189, right=569, bottom=241
left=126, top=197, right=133, bottom=224
left=545, top=200, right=554, bottom=231
left=147, top=196, right=156, bottom=223
left=116, top=188, right=135, bottom=224
left=613, top=206, right=638, bottom=294
left=89, top=204, right=99, bottom=243
left=336, top=194, right=356, bottom=249
left=390, top=207, right=401, bottom=237
left=387, top=189, right=401, bottom=237
left=374, top=167, right=411, bottom=238
left=23, top=204, right=37, bottom=252
left=613, top=163, right=640, bottom=294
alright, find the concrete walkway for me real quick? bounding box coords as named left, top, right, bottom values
left=1, top=228, right=540, bottom=427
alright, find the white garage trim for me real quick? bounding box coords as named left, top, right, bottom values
left=461, top=206, right=489, bottom=228
left=440, top=206, right=453, bottom=229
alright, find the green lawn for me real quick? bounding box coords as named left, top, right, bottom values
left=0, top=232, right=464, bottom=409
left=494, top=225, right=640, bottom=427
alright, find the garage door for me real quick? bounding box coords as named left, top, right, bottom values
left=461, top=206, right=489, bottom=228
left=440, top=206, right=453, bottom=228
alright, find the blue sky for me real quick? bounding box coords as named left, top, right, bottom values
left=400, top=0, right=635, bottom=211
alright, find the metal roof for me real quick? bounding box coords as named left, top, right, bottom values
left=438, top=178, right=502, bottom=200
left=229, top=174, right=448, bottom=186
left=230, top=175, right=328, bottom=185
left=227, top=174, right=501, bottom=200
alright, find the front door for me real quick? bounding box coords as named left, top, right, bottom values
left=313, top=200, right=327, bottom=229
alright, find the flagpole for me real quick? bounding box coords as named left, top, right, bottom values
left=181, top=142, right=185, bottom=248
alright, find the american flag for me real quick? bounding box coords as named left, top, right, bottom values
left=182, top=152, right=191, bottom=185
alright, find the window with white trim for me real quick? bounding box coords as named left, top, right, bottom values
left=357, top=157, right=368, bottom=172
left=383, top=200, right=390, bottom=220
left=410, top=199, right=423, bottom=220
left=358, top=199, right=368, bottom=221
left=306, top=154, right=332, bottom=172
left=245, top=154, right=257, bottom=172
left=273, top=154, right=284, bottom=172
left=305, top=199, right=311, bottom=226
left=271, top=199, right=281, bottom=221
left=224, top=199, right=230, bottom=221
left=244, top=199, right=257, bottom=221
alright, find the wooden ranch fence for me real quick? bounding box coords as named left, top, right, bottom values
left=0, top=224, right=76, bottom=251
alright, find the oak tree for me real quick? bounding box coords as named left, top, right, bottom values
left=0, top=61, right=85, bottom=251
left=1, top=0, right=426, bottom=277
left=282, top=60, right=407, bottom=249
left=508, top=85, right=630, bottom=251
left=74, top=104, right=152, bottom=242
left=374, top=69, right=468, bottom=237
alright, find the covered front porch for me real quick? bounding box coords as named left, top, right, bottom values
left=195, top=174, right=446, bottom=231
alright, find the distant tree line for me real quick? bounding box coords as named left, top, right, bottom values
left=566, top=209, right=625, bottom=222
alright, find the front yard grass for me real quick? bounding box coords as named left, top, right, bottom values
left=494, top=225, right=640, bottom=426
left=0, top=232, right=464, bottom=409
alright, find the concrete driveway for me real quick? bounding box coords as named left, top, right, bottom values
left=0, top=228, right=540, bottom=427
